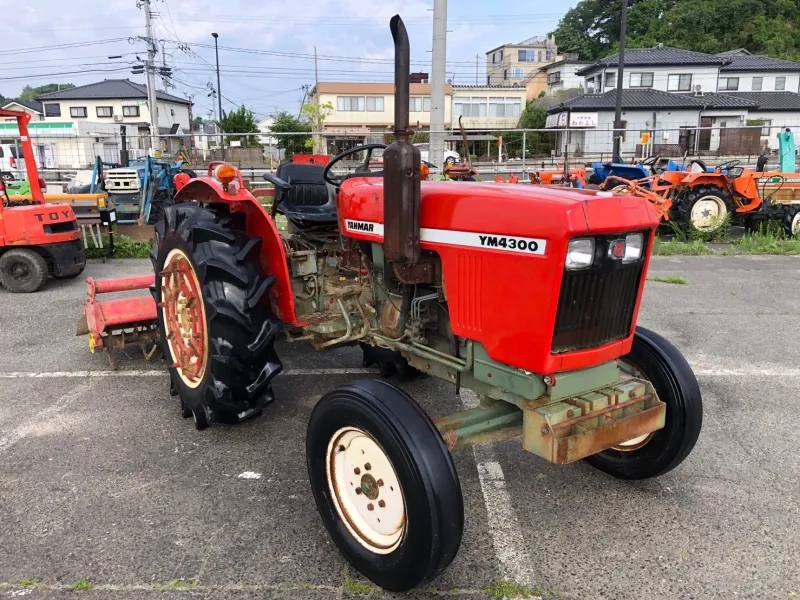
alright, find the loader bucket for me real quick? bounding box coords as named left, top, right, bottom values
left=78, top=275, right=159, bottom=368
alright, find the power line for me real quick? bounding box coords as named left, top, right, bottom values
left=0, top=38, right=130, bottom=56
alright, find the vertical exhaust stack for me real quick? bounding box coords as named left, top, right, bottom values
left=383, top=15, right=421, bottom=265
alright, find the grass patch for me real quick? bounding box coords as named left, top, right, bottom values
left=18, top=578, right=41, bottom=589
left=72, top=579, right=93, bottom=592
left=85, top=233, right=153, bottom=259
left=647, top=275, right=687, bottom=284
left=342, top=568, right=373, bottom=595
left=652, top=237, right=711, bottom=256
left=155, top=579, right=198, bottom=591
left=727, top=228, right=800, bottom=255
left=485, top=579, right=534, bottom=599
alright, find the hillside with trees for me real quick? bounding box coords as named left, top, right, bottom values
left=552, top=0, right=800, bottom=61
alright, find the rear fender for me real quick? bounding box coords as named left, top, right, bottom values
left=174, top=177, right=300, bottom=326
left=680, top=173, right=730, bottom=191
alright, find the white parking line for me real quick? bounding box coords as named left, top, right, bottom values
left=0, top=382, right=92, bottom=454
left=0, top=368, right=376, bottom=379
left=460, top=389, right=534, bottom=587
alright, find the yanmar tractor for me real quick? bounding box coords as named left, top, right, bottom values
left=0, top=109, right=85, bottom=292
left=141, top=17, right=702, bottom=592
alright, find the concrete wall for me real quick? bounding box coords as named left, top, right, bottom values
left=581, top=65, right=720, bottom=94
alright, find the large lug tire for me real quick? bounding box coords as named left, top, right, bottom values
left=153, top=203, right=283, bottom=427
left=307, top=380, right=463, bottom=592
left=670, top=185, right=733, bottom=233
left=585, top=326, right=702, bottom=480
left=781, top=205, right=800, bottom=238
left=0, top=248, right=48, bottom=293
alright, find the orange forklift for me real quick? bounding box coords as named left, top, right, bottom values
left=0, top=109, right=85, bottom=292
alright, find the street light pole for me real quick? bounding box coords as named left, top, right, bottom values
left=212, top=32, right=225, bottom=160
left=612, top=0, right=629, bottom=163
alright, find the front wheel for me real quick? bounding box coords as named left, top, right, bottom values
left=0, top=249, right=48, bottom=293
left=584, top=327, right=702, bottom=480
left=782, top=205, right=800, bottom=237
left=306, top=380, right=463, bottom=592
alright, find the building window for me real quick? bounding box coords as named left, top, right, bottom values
left=493, top=52, right=497, bottom=64
left=630, top=72, right=654, bottom=88
left=546, top=50, right=552, bottom=61
left=454, top=97, right=487, bottom=118
left=43, top=103, right=61, bottom=117
left=488, top=97, right=522, bottom=118
left=679, top=126, right=697, bottom=152
left=70, top=106, right=87, bottom=118
left=668, top=73, right=692, bottom=91
left=122, top=105, right=140, bottom=117
left=605, top=72, right=616, bottom=88
left=487, top=75, right=491, bottom=85
left=503, top=69, right=508, bottom=80
left=499, top=50, right=503, bottom=60
left=410, top=97, right=431, bottom=112
left=719, top=77, right=739, bottom=91
left=547, top=72, right=562, bottom=85
left=518, top=49, right=536, bottom=62
left=366, top=96, right=385, bottom=111
left=752, top=76, right=763, bottom=91
left=511, top=67, right=523, bottom=78
left=776, top=76, right=786, bottom=90
left=337, top=96, right=365, bottom=111
left=96, top=106, right=113, bottom=118
left=759, top=119, right=772, bottom=136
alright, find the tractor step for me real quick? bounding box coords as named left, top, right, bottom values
left=522, top=378, right=666, bottom=464
left=78, top=275, right=158, bottom=368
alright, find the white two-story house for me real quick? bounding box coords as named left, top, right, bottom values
left=546, top=46, right=800, bottom=159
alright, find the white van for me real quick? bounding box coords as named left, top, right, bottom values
left=0, top=143, right=25, bottom=181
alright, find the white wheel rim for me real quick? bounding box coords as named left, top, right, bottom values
left=325, top=427, right=406, bottom=554
left=613, top=360, right=655, bottom=451
left=791, top=212, right=800, bottom=236
left=614, top=433, right=651, bottom=449
left=690, top=196, right=727, bottom=231
left=161, top=248, right=208, bottom=389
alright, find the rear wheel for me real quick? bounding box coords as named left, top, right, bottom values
left=781, top=205, right=800, bottom=237
left=307, top=380, right=463, bottom=592
left=0, top=249, right=48, bottom=293
left=671, top=185, right=733, bottom=233
left=584, top=327, right=702, bottom=480
left=153, top=203, right=283, bottom=427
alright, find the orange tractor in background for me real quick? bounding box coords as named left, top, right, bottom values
left=0, top=109, right=85, bottom=292
left=609, top=159, right=800, bottom=235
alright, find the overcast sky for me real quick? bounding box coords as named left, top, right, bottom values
left=2, top=0, right=577, bottom=121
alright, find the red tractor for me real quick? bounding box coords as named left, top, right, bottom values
left=0, top=109, right=85, bottom=292
left=110, top=16, right=702, bottom=592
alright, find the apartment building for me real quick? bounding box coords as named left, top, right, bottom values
left=452, top=86, right=527, bottom=129
left=485, top=36, right=559, bottom=86
left=311, top=82, right=453, bottom=154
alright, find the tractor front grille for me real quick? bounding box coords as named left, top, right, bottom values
left=551, top=234, right=646, bottom=353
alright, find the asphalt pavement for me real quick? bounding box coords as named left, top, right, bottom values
left=0, top=257, right=798, bottom=600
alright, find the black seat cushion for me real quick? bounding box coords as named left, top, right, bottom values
left=275, top=164, right=338, bottom=224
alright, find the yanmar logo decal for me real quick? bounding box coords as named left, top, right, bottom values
left=341, top=220, right=546, bottom=255
left=345, top=220, right=384, bottom=235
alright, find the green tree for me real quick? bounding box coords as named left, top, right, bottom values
left=497, top=104, right=553, bottom=158
left=192, top=116, right=204, bottom=131
left=271, top=111, right=312, bottom=160
left=217, top=105, right=259, bottom=147
left=552, top=0, right=800, bottom=60
left=300, top=100, right=334, bottom=152
left=19, top=83, right=75, bottom=101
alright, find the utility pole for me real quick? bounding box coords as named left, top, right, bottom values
left=186, top=94, right=195, bottom=164
left=160, top=42, right=170, bottom=90
left=212, top=32, right=224, bottom=160
left=612, top=0, right=629, bottom=163
left=314, top=46, right=321, bottom=152
left=299, top=84, right=310, bottom=118
left=140, top=0, right=160, bottom=156
left=475, top=54, right=480, bottom=85
left=430, top=0, right=447, bottom=169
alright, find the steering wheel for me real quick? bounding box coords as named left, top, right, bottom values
left=715, top=159, right=740, bottom=172
left=640, top=155, right=660, bottom=167
left=322, top=143, right=387, bottom=186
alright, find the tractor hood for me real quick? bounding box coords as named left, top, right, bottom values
left=338, top=178, right=659, bottom=244
left=0, top=202, right=81, bottom=246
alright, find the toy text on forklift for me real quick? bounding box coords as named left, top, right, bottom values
left=0, top=109, right=85, bottom=293
left=85, top=15, right=702, bottom=593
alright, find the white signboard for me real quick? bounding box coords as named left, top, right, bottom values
left=545, top=112, right=598, bottom=128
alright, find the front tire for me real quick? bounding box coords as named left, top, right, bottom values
left=781, top=205, right=800, bottom=237
left=584, top=327, right=702, bottom=480
left=0, top=249, right=48, bottom=293
left=671, top=185, right=733, bottom=234
left=153, top=203, right=283, bottom=426
left=307, top=380, right=463, bottom=592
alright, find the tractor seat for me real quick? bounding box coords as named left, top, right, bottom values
left=274, top=163, right=338, bottom=224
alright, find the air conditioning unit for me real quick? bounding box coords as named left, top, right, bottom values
left=693, top=84, right=704, bottom=96
left=113, top=114, right=123, bottom=122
